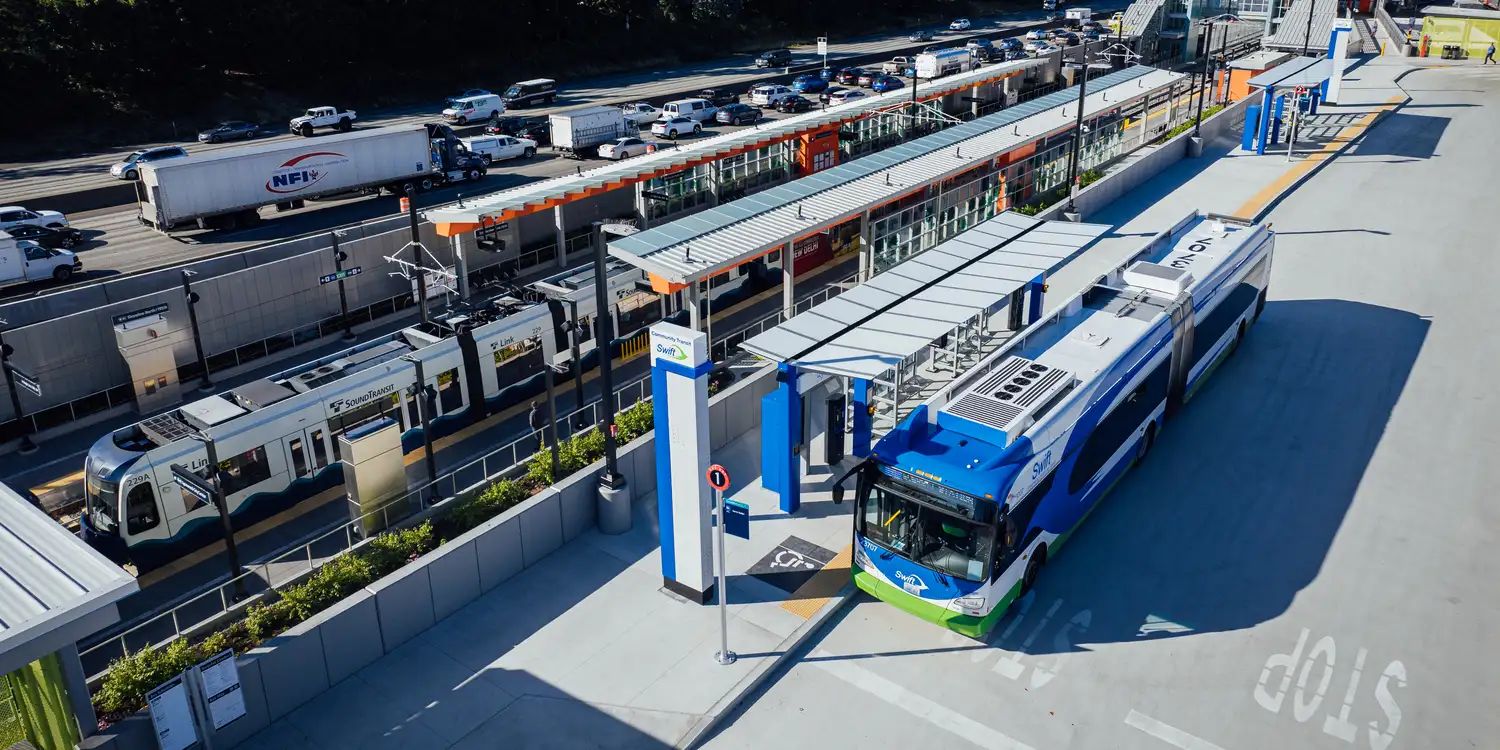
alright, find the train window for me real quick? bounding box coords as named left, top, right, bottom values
left=437, top=368, right=462, bottom=414
left=125, top=482, right=160, bottom=535
left=180, top=486, right=208, bottom=514
left=290, top=438, right=307, bottom=477
left=407, top=391, right=421, bottom=430
left=311, top=430, right=328, bottom=468
left=737, top=265, right=748, bottom=277
left=219, top=446, right=272, bottom=496
left=768, top=249, right=781, bottom=264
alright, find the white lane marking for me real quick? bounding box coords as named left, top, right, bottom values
left=1124, top=710, right=1227, bottom=750
left=813, top=651, right=1037, bottom=750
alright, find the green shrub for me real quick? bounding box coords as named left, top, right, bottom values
left=451, top=479, right=530, bottom=532
left=1078, top=169, right=1104, bottom=188
left=279, top=552, right=376, bottom=621
left=1164, top=104, right=1226, bottom=141
left=615, top=399, right=654, bottom=442
left=94, top=638, right=202, bottom=714
left=243, top=599, right=297, bottom=642
left=366, top=521, right=436, bottom=574
left=1015, top=203, right=1042, bottom=216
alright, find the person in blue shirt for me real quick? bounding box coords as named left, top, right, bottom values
left=1485, top=42, right=1496, bottom=65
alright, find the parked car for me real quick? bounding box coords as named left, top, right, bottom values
left=1047, top=27, right=1071, bottom=39
left=967, top=37, right=994, bottom=50
left=699, top=88, right=741, bottom=107
left=835, top=68, right=865, bottom=85
left=1080, top=20, right=1104, bottom=32
left=792, top=75, right=829, bottom=93
left=483, top=116, right=531, bottom=136
left=857, top=71, right=877, bottom=87
left=110, top=146, right=187, bottom=180
left=827, top=89, right=866, bottom=104
left=776, top=94, right=815, bottom=113
left=1025, top=29, right=1046, bottom=40
left=461, top=135, right=537, bottom=165
left=289, top=106, right=355, bottom=136
left=716, top=103, right=763, bottom=125
left=819, top=87, right=847, bottom=104
left=871, top=76, right=905, bottom=93
left=756, top=48, right=792, bottom=68
left=1005, top=48, right=1029, bottom=61
left=949, top=18, right=972, bottom=30
left=0, top=207, right=69, bottom=230
left=197, top=121, right=258, bottom=143
left=1080, top=29, right=1102, bottom=40
left=652, top=116, right=702, bottom=139
left=661, top=98, right=719, bottom=122
left=598, top=137, right=648, bottom=160
left=909, top=29, right=934, bottom=41
left=1057, top=32, right=1081, bottom=45
left=1031, top=42, right=1060, bottom=55
left=446, top=89, right=490, bottom=107
left=2, top=223, right=83, bottom=249
left=620, top=103, right=661, bottom=126
left=515, top=120, right=551, bottom=146
left=750, top=85, right=794, bottom=106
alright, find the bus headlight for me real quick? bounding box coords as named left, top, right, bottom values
left=853, top=543, right=873, bottom=572
left=955, top=596, right=986, bottom=611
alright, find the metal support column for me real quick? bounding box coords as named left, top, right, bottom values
left=58, top=644, right=97, bottom=740
left=781, top=241, right=796, bottom=321
left=451, top=233, right=471, bottom=300
left=635, top=181, right=651, bottom=229
left=688, top=282, right=703, bottom=331
left=182, top=270, right=213, bottom=392
left=858, top=210, right=873, bottom=281
left=708, top=162, right=722, bottom=207
left=553, top=204, right=568, bottom=268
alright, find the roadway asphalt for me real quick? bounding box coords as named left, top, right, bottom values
left=70, top=252, right=859, bottom=673
left=699, top=57, right=1499, bottom=750
left=0, top=7, right=1098, bottom=206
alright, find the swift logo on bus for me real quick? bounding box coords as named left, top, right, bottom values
left=892, top=570, right=929, bottom=596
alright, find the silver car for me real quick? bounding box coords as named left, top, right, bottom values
left=109, top=146, right=188, bottom=180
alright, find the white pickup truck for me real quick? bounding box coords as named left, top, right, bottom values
left=882, top=56, right=916, bottom=75
left=289, top=106, right=356, bottom=137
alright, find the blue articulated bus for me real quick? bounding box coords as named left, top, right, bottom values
left=835, top=211, right=1274, bottom=637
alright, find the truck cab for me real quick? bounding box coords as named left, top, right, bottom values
left=0, top=233, right=81, bottom=284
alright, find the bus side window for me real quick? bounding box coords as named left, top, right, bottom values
left=311, top=430, right=328, bottom=468
left=125, top=481, right=160, bottom=535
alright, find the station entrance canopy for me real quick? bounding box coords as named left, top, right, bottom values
left=1245, top=55, right=1348, bottom=90
left=606, top=65, right=1181, bottom=293
left=739, top=212, right=1108, bottom=379
left=424, top=58, right=1045, bottom=236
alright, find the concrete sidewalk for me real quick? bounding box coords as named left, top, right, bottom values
left=236, top=427, right=857, bottom=750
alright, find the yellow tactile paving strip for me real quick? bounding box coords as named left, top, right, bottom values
left=1235, top=95, right=1405, bottom=219
left=780, top=544, right=852, bottom=620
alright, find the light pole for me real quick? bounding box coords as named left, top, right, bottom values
left=589, top=222, right=624, bottom=491
left=331, top=231, right=356, bottom=342
left=1194, top=21, right=1216, bottom=136
left=400, top=354, right=439, bottom=503
left=182, top=270, right=213, bottom=391
left=1301, top=0, right=1318, bottom=56
left=406, top=187, right=430, bottom=326
left=0, top=322, right=37, bottom=454
left=1064, top=49, right=1093, bottom=214
left=186, top=432, right=246, bottom=600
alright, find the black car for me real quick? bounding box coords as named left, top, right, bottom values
left=776, top=94, right=814, bottom=113
left=835, top=68, right=865, bottom=86
left=4, top=223, right=83, bottom=249
left=197, top=121, right=258, bottom=143
left=699, top=88, right=740, bottom=107
left=515, top=121, right=551, bottom=146
left=484, top=116, right=531, bottom=136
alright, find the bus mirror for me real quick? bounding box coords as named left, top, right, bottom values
left=832, top=484, right=845, bottom=505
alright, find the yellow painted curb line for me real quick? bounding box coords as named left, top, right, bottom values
left=1235, top=96, right=1403, bottom=219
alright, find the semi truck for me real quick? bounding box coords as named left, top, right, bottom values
left=550, top=106, right=633, bottom=159
left=915, top=48, right=974, bottom=79
left=135, top=124, right=487, bottom=232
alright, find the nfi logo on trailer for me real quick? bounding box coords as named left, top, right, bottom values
left=266, top=151, right=350, bottom=194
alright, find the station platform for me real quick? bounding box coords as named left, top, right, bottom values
left=229, top=54, right=1417, bottom=750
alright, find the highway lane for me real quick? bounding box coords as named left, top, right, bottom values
left=0, top=7, right=1097, bottom=206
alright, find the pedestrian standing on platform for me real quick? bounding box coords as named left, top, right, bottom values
left=528, top=401, right=545, bottom=435
left=1485, top=42, right=1496, bottom=64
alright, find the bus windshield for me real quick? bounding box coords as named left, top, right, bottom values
left=858, top=477, right=994, bottom=582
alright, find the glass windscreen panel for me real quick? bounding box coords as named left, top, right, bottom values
left=858, top=469, right=995, bottom=583
left=85, top=472, right=120, bottom=532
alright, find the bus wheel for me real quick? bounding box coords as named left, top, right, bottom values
left=1136, top=421, right=1156, bottom=464
left=1020, top=545, right=1046, bottom=595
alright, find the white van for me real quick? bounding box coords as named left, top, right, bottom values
left=443, top=94, right=505, bottom=125
left=661, top=98, right=718, bottom=122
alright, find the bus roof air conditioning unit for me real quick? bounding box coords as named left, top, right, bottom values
left=939, top=355, right=1075, bottom=446
left=1123, top=261, right=1193, bottom=296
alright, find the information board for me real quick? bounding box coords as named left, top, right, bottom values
left=196, top=649, right=247, bottom=731
left=146, top=675, right=198, bottom=750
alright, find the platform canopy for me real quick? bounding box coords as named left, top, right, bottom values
left=424, top=58, right=1045, bottom=231
left=0, top=482, right=136, bottom=675
left=1246, top=55, right=1349, bottom=89
left=740, top=212, right=1109, bottom=380
left=609, top=66, right=1181, bottom=288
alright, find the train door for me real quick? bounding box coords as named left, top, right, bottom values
left=285, top=427, right=330, bottom=480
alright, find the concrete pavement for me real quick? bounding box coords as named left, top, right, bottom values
left=701, top=54, right=1500, bottom=750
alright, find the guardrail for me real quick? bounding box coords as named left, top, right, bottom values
left=79, top=270, right=860, bottom=680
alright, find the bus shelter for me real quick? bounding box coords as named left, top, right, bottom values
left=1242, top=51, right=1352, bottom=155
left=738, top=212, right=1108, bottom=513
left=0, top=483, right=136, bottom=749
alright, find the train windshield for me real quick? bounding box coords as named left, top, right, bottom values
left=85, top=472, right=119, bottom=533
left=857, top=475, right=995, bottom=583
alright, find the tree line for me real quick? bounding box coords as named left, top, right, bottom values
left=0, top=0, right=998, bottom=149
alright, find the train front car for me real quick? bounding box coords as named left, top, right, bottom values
left=82, top=428, right=153, bottom=565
